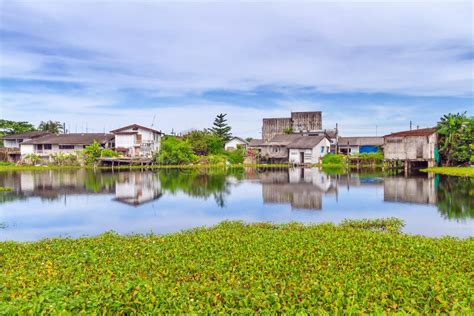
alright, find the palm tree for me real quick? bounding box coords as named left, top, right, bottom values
left=436, top=112, right=467, bottom=166
left=38, top=121, right=64, bottom=134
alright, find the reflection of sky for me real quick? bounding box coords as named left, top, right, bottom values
left=1, top=177, right=473, bottom=241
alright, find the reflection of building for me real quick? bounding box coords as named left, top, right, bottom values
left=114, top=172, right=162, bottom=206
left=384, top=176, right=437, bottom=204
left=262, top=168, right=335, bottom=210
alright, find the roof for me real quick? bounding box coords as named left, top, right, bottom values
left=110, top=124, right=161, bottom=134
left=260, top=134, right=327, bottom=149
left=2, top=131, right=51, bottom=140
left=225, top=137, right=248, bottom=145
left=249, top=139, right=265, bottom=146
left=338, top=136, right=384, bottom=146
left=384, top=128, right=436, bottom=138
left=21, top=133, right=114, bottom=145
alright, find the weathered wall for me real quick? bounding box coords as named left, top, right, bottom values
left=262, top=118, right=292, bottom=142
left=384, top=134, right=437, bottom=160
left=291, top=112, right=322, bottom=132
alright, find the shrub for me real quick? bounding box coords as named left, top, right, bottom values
left=156, top=136, right=197, bottom=165
left=184, top=130, right=224, bottom=156
left=83, top=141, right=102, bottom=165
left=101, top=149, right=119, bottom=158
left=50, top=152, right=80, bottom=166
left=21, top=153, right=42, bottom=166
left=225, top=147, right=246, bottom=164
left=322, top=153, right=346, bottom=165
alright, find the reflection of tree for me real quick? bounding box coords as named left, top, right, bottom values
left=158, top=169, right=234, bottom=207
left=436, top=176, right=474, bottom=220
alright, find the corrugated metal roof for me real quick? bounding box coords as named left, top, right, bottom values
left=338, top=136, right=384, bottom=146
left=384, top=128, right=436, bottom=138
left=22, top=133, right=114, bottom=145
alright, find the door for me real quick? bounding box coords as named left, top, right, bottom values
left=300, top=152, right=304, bottom=164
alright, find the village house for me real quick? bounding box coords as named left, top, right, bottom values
left=20, top=133, right=115, bottom=159
left=384, top=128, right=438, bottom=170
left=1, top=131, right=52, bottom=162
left=224, top=137, right=248, bottom=151
left=337, top=136, right=384, bottom=155
left=110, top=124, right=162, bottom=158
left=260, top=134, right=330, bottom=164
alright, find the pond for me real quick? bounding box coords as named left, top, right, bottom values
left=0, top=167, right=472, bottom=241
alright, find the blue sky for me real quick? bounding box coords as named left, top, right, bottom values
left=0, top=1, right=472, bottom=137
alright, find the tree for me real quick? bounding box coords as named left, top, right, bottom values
left=156, top=136, right=197, bottom=165
left=436, top=112, right=473, bottom=166
left=183, top=129, right=224, bottom=156
left=0, top=120, right=36, bottom=146
left=83, top=141, right=102, bottom=165
left=38, top=120, right=64, bottom=134
left=210, top=113, right=232, bottom=142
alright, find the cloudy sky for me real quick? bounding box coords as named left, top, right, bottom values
left=0, top=1, right=472, bottom=137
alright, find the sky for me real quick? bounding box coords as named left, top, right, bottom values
left=0, top=0, right=472, bottom=138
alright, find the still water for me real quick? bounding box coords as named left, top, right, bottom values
left=0, top=168, right=472, bottom=241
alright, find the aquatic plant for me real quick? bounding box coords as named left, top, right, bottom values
left=0, top=220, right=472, bottom=314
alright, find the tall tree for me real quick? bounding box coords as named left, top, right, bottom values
left=38, top=120, right=64, bottom=134
left=436, top=112, right=473, bottom=166
left=210, top=113, right=232, bottom=142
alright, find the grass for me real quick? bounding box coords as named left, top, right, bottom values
left=421, top=167, right=474, bottom=177
left=0, top=186, right=13, bottom=192
left=0, top=219, right=472, bottom=314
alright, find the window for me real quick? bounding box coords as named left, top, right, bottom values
left=320, top=146, right=324, bottom=153
left=18, top=139, right=23, bottom=143
left=44, top=144, right=52, bottom=150
left=59, top=145, right=74, bottom=150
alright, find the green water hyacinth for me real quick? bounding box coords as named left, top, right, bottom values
left=0, top=220, right=472, bottom=313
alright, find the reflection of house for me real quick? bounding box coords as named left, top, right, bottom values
left=111, top=124, right=162, bottom=158
left=20, top=133, right=115, bottom=159
left=262, top=168, right=335, bottom=210
left=384, top=128, right=438, bottom=169
left=384, top=176, right=437, bottom=204
left=338, top=137, right=384, bottom=154
left=114, top=172, right=162, bottom=206
left=259, top=134, right=330, bottom=164
left=224, top=137, right=248, bottom=151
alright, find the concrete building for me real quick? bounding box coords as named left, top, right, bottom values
left=338, top=136, right=384, bottom=154
left=20, top=133, right=115, bottom=158
left=262, top=111, right=323, bottom=141
left=224, top=137, right=248, bottom=151
left=111, top=124, right=162, bottom=158
left=1, top=131, right=52, bottom=162
left=384, top=128, right=438, bottom=169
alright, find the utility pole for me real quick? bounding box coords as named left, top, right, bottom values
left=410, top=121, right=412, bottom=131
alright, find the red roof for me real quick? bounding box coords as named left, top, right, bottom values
left=384, top=128, right=436, bottom=138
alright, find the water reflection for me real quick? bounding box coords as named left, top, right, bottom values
left=0, top=168, right=472, bottom=240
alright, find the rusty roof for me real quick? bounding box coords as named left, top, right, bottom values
left=384, top=128, right=436, bottom=138
left=2, top=131, right=51, bottom=140
left=22, top=133, right=114, bottom=145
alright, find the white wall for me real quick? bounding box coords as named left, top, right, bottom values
left=20, top=144, right=34, bottom=156
left=311, top=138, right=331, bottom=164
left=4, top=139, right=20, bottom=148
left=114, top=127, right=161, bottom=157
left=225, top=138, right=247, bottom=150
left=288, top=138, right=331, bottom=164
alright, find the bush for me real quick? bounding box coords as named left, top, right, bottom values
left=322, top=153, right=346, bottom=165
left=21, top=153, right=42, bottom=166
left=353, top=152, right=384, bottom=164
left=100, top=149, right=119, bottom=158
left=156, top=136, right=197, bottom=165
left=225, top=147, right=246, bottom=164
left=50, top=152, right=80, bottom=166
left=183, top=130, right=224, bottom=156
left=83, top=141, right=102, bottom=165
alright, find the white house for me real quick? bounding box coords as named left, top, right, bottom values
left=20, top=133, right=115, bottom=158
left=287, top=135, right=331, bottom=164
left=224, top=137, right=248, bottom=151
left=111, top=124, right=162, bottom=158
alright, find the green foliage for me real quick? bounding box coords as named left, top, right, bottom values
left=156, top=136, right=197, bottom=165
left=353, top=152, right=384, bottom=164
left=322, top=153, right=346, bottom=165
left=436, top=176, right=474, bottom=219
left=184, top=130, right=224, bottom=156
left=100, top=149, right=119, bottom=158
left=421, top=167, right=474, bottom=177
left=225, top=147, right=246, bottom=164
left=0, top=220, right=472, bottom=314
left=83, top=141, right=102, bottom=165
left=21, top=153, right=42, bottom=166
left=0, top=161, right=15, bottom=167
left=38, top=120, right=64, bottom=134
left=210, top=113, right=232, bottom=142
left=437, top=112, right=474, bottom=166
left=283, top=127, right=294, bottom=134
left=50, top=152, right=80, bottom=166
left=0, top=119, right=36, bottom=147
left=340, top=217, right=404, bottom=234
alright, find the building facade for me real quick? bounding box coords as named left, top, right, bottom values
left=111, top=124, right=162, bottom=158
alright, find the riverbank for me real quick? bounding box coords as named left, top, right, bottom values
left=1, top=220, right=472, bottom=314
left=421, top=167, right=474, bottom=177
left=0, top=163, right=293, bottom=172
